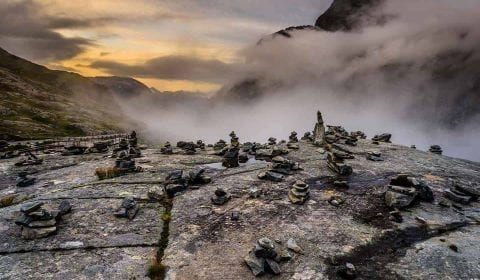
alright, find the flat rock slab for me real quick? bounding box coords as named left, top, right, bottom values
left=1, top=143, right=479, bottom=279
left=0, top=198, right=163, bottom=253
left=0, top=246, right=155, bottom=280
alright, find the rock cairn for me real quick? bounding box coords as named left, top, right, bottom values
left=384, top=174, right=434, bottom=210
left=15, top=201, right=71, bottom=240
left=441, top=183, right=479, bottom=206
left=196, top=140, right=206, bottom=150
left=14, top=151, right=43, bottom=166
left=301, top=132, right=313, bottom=141
left=288, top=180, right=310, bottom=204
left=161, top=169, right=212, bottom=196
left=372, top=133, right=392, bottom=143
left=313, top=111, right=326, bottom=146
left=288, top=131, right=298, bottom=143
left=268, top=137, right=277, bottom=146
left=258, top=156, right=302, bottom=182
left=114, top=197, right=139, bottom=220
left=16, top=172, right=36, bottom=187
left=366, top=151, right=384, bottom=161
left=223, top=147, right=240, bottom=168
left=160, top=141, right=173, bottom=154
left=429, top=145, right=443, bottom=155
left=327, top=152, right=353, bottom=176
left=177, top=141, right=196, bottom=155
left=244, top=237, right=296, bottom=276
left=211, top=188, right=231, bottom=205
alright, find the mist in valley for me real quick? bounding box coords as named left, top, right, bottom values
left=117, top=0, right=480, bottom=161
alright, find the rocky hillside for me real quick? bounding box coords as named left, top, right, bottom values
left=0, top=47, right=151, bottom=140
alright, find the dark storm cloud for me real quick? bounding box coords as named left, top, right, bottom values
left=91, top=56, right=240, bottom=83
left=0, top=0, right=94, bottom=62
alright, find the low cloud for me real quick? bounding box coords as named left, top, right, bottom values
left=91, top=56, right=241, bottom=84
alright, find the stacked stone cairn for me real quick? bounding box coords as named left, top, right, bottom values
left=429, top=145, right=443, bottom=155
left=112, top=138, right=129, bottom=156
left=268, top=137, right=277, bottom=146
left=62, top=144, right=87, bottom=156
left=287, top=131, right=300, bottom=149
left=384, top=174, right=434, bottom=219
left=372, top=133, right=392, bottom=144
left=16, top=171, right=36, bottom=187
left=211, top=188, right=231, bottom=205
left=301, top=132, right=313, bottom=141
left=288, top=131, right=298, bottom=143
left=160, top=141, right=173, bottom=154
left=327, top=152, right=353, bottom=176
left=441, top=183, right=479, bottom=206
left=258, top=156, right=302, bottom=182
left=114, top=197, right=139, bottom=220
left=196, top=140, right=206, bottom=150
left=213, top=139, right=228, bottom=156
left=288, top=180, right=310, bottom=204
left=15, top=201, right=71, bottom=240
left=244, top=237, right=294, bottom=276
left=162, top=169, right=212, bottom=196
left=313, top=111, right=326, bottom=146
left=177, top=141, right=196, bottom=155
left=366, top=151, right=384, bottom=161
left=14, top=151, right=43, bottom=166
left=84, top=141, right=109, bottom=154
left=350, top=131, right=367, bottom=139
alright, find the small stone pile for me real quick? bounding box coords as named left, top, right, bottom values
left=268, top=137, right=277, bottom=145
left=384, top=174, right=434, bottom=210
left=160, top=141, right=173, bottom=154
left=177, top=141, right=196, bottom=155
left=288, top=131, right=298, bottom=143
left=372, top=133, right=392, bottom=143
left=301, top=132, right=313, bottom=141
left=258, top=156, right=302, bottom=182
left=196, top=140, right=206, bottom=150
left=162, top=169, right=212, bottom=196
left=213, top=139, right=227, bottom=151
left=114, top=197, right=139, bottom=220
left=429, top=145, right=443, bottom=155
left=270, top=156, right=302, bottom=175
left=14, top=151, right=43, bottom=166
left=112, top=138, right=129, bottom=155
left=327, top=152, right=353, bottom=176
left=15, top=201, right=71, bottom=240
left=163, top=170, right=189, bottom=196
left=288, top=180, right=310, bottom=204
left=222, top=147, right=240, bottom=168
left=325, top=125, right=349, bottom=144
left=255, top=146, right=289, bottom=161
left=62, top=144, right=87, bottom=156
left=441, top=183, right=479, bottom=206
left=85, top=141, right=109, bottom=154
left=114, top=151, right=138, bottom=172
left=211, top=188, right=231, bottom=205
left=16, top=172, right=36, bottom=187
left=229, top=131, right=240, bottom=148
left=187, top=169, right=212, bottom=186
left=366, top=151, right=384, bottom=161
left=350, top=131, right=367, bottom=139
left=244, top=237, right=294, bottom=276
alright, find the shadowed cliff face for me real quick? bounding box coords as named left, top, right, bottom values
left=315, top=0, right=386, bottom=31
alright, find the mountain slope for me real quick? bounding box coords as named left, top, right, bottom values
left=0, top=47, right=136, bottom=140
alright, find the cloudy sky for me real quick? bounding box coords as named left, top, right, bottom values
left=0, top=0, right=331, bottom=92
